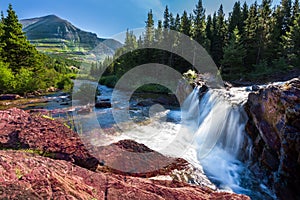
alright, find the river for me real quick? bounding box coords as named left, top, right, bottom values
left=24, top=81, right=278, bottom=199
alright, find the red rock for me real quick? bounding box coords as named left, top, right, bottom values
left=0, top=108, right=250, bottom=199
left=0, top=150, right=250, bottom=200
left=245, top=78, right=300, bottom=199
left=0, top=107, right=99, bottom=170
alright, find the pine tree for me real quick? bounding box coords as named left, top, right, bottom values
left=205, top=14, right=212, bottom=52
left=257, top=0, right=272, bottom=63
left=163, top=6, right=170, bottom=50
left=169, top=13, right=175, bottom=30
left=282, top=12, right=300, bottom=64
left=163, top=6, right=170, bottom=30
left=281, top=0, right=292, bottom=33
left=292, top=0, right=300, bottom=20
left=124, top=29, right=137, bottom=50
left=2, top=4, right=41, bottom=72
left=193, top=0, right=207, bottom=46
left=180, top=11, right=192, bottom=37
left=0, top=13, right=5, bottom=56
left=174, top=14, right=181, bottom=32
left=240, top=2, right=249, bottom=40
left=210, top=5, right=227, bottom=66
left=144, top=9, right=154, bottom=46
left=155, top=20, right=163, bottom=44
left=221, top=27, right=246, bottom=76
left=228, top=1, right=242, bottom=37
left=268, top=6, right=283, bottom=60
left=244, top=2, right=259, bottom=69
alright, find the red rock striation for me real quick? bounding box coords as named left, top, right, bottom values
left=245, top=78, right=300, bottom=200
left=0, top=107, right=250, bottom=199
left=0, top=150, right=249, bottom=200
left=0, top=107, right=99, bottom=170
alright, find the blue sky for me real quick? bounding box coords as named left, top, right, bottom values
left=1, top=0, right=280, bottom=38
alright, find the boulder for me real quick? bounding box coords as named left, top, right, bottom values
left=251, top=85, right=260, bottom=92
left=245, top=78, right=300, bottom=200
left=95, top=101, right=112, bottom=108
left=0, top=94, right=21, bottom=101
left=46, top=86, right=57, bottom=93
left=95, top=139, right=212, bottom=186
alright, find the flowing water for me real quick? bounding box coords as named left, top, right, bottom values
left=27, top=81, right=277, bottom=199
left=90, top=85, right=276, bottom=199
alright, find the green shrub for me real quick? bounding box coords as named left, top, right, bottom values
left=57, top=76, right=73, bottom=91
left=0, top=61, right=15, bottom=93
left=99, top=75, right=118, bottom=88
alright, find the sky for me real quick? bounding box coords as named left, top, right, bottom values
left=1, top=0, right=281, bottom=38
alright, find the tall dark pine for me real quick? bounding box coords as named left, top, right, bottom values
left=210, top=13, right=217, bottom=61
left=144, top=9, right=154, bottom=46
left=2, top=4, right=41, bottom=72
left=228, top=1, right=242, bottom=37
left=143, top=10, right=155, bottom=65
left=221, top=27, right=246, bottom=76
left=292, top=0, right=300, bottom=20
left=163, top=6, right=170, bottom=30
left=268, top=6, right=283, bottom=60
left=244, top=2, right=259, bottom=69
left=210, top=5, right=226, bottom=67
left=174, top=14, right=181, bottom=32
left=0, top=13, right=4, bottom=54
left=283, top=11, right=300, bottom=64
left=155, top=20, right=163, bottom=44
left=240, top=2, right=249, bottom=40
left=281, top=0, right=292, bottom=34
left=193, top=0, right=207, bottom=46
left=257, top=0, right=272, bottom=63
left=180, top=11, right=192, bottom=37
left=205, top=14, right=212, bottom=53
left=169, top=13, right=175, bottom=30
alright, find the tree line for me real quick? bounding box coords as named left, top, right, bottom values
left=0, top=4, right=78, bottom=95
left=97, top=0, right=299, bottom=82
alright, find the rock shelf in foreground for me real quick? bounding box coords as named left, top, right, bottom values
left=0, top=108, right=249, bottom=199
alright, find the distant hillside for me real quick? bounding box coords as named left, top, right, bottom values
left=20, top=15, right=122, bottom=61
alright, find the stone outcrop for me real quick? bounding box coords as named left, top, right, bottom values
left=245, top=78, right=300, bottom=200
left=0, top=107, right=250, bottom=199
left=94, top=139, right=214, bottom=188
left=0, top=107, right=99, bottom=170
left=0, top=150, right=249, bottom=200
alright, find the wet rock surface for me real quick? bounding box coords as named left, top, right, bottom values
left=245, top=78, right=300, bottom=200
left=0, top=107, right=99, bottom=170
left=0, top=150, right=249, bottom=200
left=0, top=107, right=249, bottom=199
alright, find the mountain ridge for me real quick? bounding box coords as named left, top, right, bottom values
left=20, top=14, right=122, bottom=61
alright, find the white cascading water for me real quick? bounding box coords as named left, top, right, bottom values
left=179, top=87, right=275, bottom=199
left=182, top=87, right=250, bottom=192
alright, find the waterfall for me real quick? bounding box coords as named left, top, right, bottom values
left=181, top=87, right=276, bottom=199
left=180, top=87, right=251, bottom=191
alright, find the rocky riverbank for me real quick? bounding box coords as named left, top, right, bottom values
left=0, top=108, right=249, bottom=199
left=245, top=78, right=300, bottom=200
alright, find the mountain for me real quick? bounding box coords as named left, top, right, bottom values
left=20, top=15, right=123, bottom=61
